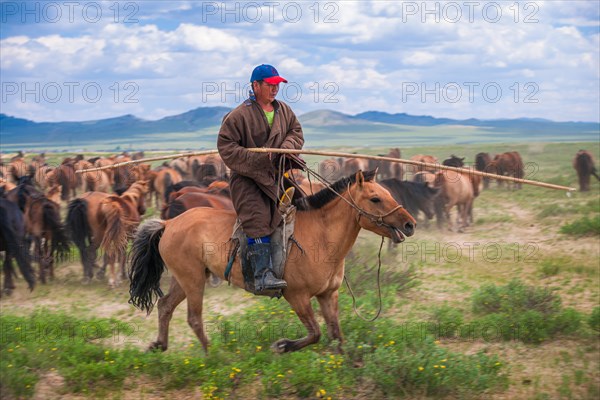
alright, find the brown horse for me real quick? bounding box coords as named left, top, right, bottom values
left=160, top=192, right=233, bottom=219
left=573, top=150, right=599, bottom=192
left=434, top=171, right=475, bottom=232
left=475, top=152, right=492, bottom=189
left=487, top=151, right=524, bottom=189
left=374, top=148, right=403, bottom=181
left=153, top=168, right=183, bottom=208
left=46, top=163, right=78, bottom=201
left=18, top=183, right=70, bottom=283
left=67, top=181, right=149, bottom=286
left=129, top=170, right=416, bottom=353
left=407, top=154, right=439, bottom=176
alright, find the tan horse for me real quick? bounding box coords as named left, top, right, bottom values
left=129, top=170, right=416, bottom=353
left=67, top=181, right=149, bottom=286
left=434, top=171, right=475, bottom=232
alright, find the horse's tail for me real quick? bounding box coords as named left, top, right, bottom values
left=99, top=198, right=132, bottom=261
left=128, top=218, right=166, bottom=314
left=66, top=199, right=91, bottom=254
left=58, top=167, right=71, bottom=201
left=0, top=203, right=35, bottom=291
left=163, top=172, right=173, bottom=205
left=42, top=201, right=70, bottom=262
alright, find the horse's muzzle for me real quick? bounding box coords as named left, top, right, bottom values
left=403, top=221, right=415, bottom=237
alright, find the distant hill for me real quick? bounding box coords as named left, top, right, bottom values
left=1, top=107, right=598, bottom=151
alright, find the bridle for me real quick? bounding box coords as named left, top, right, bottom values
left=344, top=182, right=404, bottom=228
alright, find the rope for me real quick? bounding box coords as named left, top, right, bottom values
left=343, top=236, right=386, bottom=322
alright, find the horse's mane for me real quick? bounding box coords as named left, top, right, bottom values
left=293, top=170, right=377, bottom=211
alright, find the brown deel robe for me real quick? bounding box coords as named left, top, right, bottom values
left=217, top=98, right=304, bottom=238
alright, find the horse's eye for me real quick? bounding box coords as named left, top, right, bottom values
left=370, top=197, right=381, bottom=203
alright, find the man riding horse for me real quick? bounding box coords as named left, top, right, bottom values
left=217, top=64, right=304, bottom=294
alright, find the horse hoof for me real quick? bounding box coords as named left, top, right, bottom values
left=271, top=339, right=290, bottom=354
left=147, top=342, right=166, bottom=352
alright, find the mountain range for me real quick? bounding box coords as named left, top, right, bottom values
left=1, top=107, right=598, bottom=151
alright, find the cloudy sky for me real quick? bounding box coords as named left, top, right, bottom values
left=1, top=0, right=599, bottom=122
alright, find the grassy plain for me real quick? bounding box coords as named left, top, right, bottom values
left=0, top=141, right=599, bottom=399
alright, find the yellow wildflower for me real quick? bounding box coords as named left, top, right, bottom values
left=418, top=366, right=424, bottom=371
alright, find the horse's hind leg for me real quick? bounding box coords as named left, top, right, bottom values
left=3, top=254, right=15, bottom=295
left=272, top=294, right=321, bottom=353
left=317, top=289, right=343, bottom=353
left=149, top=277, right=186, bottom=352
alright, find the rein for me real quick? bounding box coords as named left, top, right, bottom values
left=301, top=165, right=400, bottom=321
left=343, top=236, right=386, bottom=322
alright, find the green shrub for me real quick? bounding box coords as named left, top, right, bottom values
left=470, top=280, right=584, bottom=344
left=472, top=279, right=561, bottom=316
left=428, top=304, right=464, bottom=339
left=362, top=337, right=507, bottom=397
left=559, top=215, right=600, bottom=236
left=589, top=307, right=600, bottom=332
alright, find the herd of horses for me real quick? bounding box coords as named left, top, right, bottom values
left=0, top=147, right=597, bottom=353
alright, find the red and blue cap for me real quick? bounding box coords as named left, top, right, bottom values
left=250, top=64, right=288, bottom=85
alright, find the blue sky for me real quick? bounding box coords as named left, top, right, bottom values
left=1, top=0, right=599, bottom=122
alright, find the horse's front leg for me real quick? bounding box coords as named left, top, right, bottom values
left=149, top=277, right=186, bottom=352
left=42, top=236, right=54, bottom=281
left=3, top=254, right=15, bottom=295
left=272, top=293, right=321, bottom=353
left=35, top=237, right=45, bottom=284
left=317, top=289, right=344, bottom=353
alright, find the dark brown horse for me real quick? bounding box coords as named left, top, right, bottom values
left=47, top=163, right=78, bottom=202
left=573, top=150, right=599, bottom=192
left=67, top=181, right=149, bottom=286
left=17, top=183, right=70, bottom=283
left=161, top=192, right=234, bottom=219
left=380, top=178, right=440, bottom=224
left=129, top=171, right=416, bottom=353
left=486, top=151, right=524, bottom=189
left=475, top=152, right=492, bottom=189
left=0, top=198, right=35, bottom=295
left=442, top=155, right=465, bottom=168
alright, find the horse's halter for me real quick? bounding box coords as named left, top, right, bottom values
left=345, top=182, right=404, bottom=229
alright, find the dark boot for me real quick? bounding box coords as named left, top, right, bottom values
left=248, top=243, right=287, bottom=293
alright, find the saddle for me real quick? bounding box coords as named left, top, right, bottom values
left=225, top=187, right=299, bottom=298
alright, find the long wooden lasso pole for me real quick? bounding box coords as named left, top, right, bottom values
left=75, top=148, right=576, bottom=192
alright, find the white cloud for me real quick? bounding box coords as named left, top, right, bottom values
left=0, top=1, right=598, bottom=122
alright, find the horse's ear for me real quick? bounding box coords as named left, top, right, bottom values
left=373, top=166, right=378, bottom=182
left=356, top=170, right=365, bottom=187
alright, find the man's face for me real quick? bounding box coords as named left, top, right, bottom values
left=254, top=81, right=279, bottom=103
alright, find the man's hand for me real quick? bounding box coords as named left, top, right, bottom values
left=285, top=153, right=307, bottom=171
